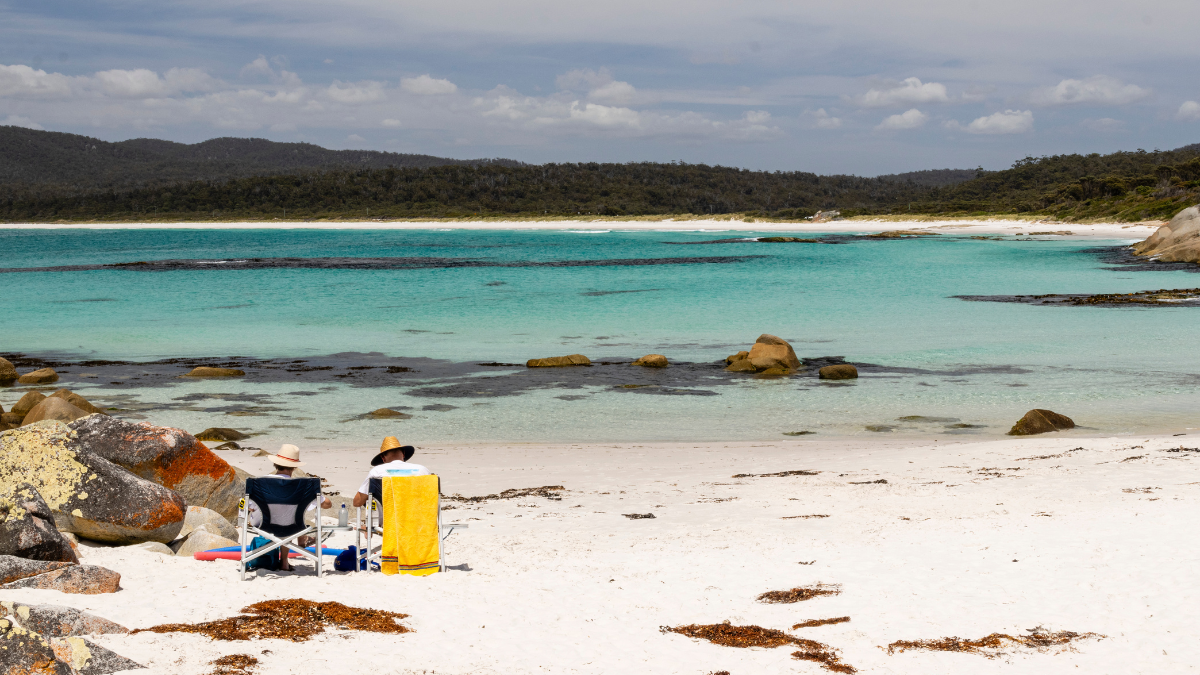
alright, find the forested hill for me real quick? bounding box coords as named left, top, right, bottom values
left=0, top=126, right=522, bottom=194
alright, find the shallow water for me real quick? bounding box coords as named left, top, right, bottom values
left=1, top=227, right=1197, bottom=443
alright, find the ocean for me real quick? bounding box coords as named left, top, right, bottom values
left=1, top=226, right=1197, bottom=444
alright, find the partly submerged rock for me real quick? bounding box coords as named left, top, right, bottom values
left=726, top=334, right=801, bottom=374
left=11, top=391, right=47, bottom=418
left=632, top=354, right=669, bottom=368
left=1, top=564, right=121, bottom=594
left=1132, top=205, right=1200, bottom=263
left=17, top=368, right=59, bottom=385
left=526, top=354, right=592, bottom=367
left=366, top=408, right=413, bottom=419
left=0, top=484, right=79, bottom=563
left=0, top=602, right=128, bottom=638
left=1008, top=409, right=1076, bottom=436
left=818, top=364, right=859, bottom=380
left=0, top=422, right=186, bottom=544
left=182, top=366, right=245, bottom=378
left=724, top=351, right=750, bottom=364
left=48, top=390, right=107, bottom=416
left=21, top=399, right=91, bottom=427
left=193, top=428, right=248, bottom=442
left=68, top=415, right=244, bottom=520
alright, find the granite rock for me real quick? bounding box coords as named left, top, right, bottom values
left=526, top=354, right=592, bottom=367
left=17, top=368, right=59, bottom=385
left=20, top=400, right=91, bottom=427
left=818, top=364, right=859, bottom=380
left=182, top=367, right=245, bottom=378
left=0, top=484, right=79, bottom=563
left=1007, top=409, right=1076, bottom=436
left=631, top=354, right=669, bottom=368
left=0, top=564, right=121, bottom=594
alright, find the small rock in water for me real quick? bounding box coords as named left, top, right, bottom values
left=17, top=368, right=59, bottom=385
left=526, top=354, right=592, bottom=367
left=782, top=431, right=815, bottom=436
left=725, top=335, right=801, bottom=374
left=632, top=354, right=669, bottom=368
left=1007, top=409, right=1075, bottom=436
left=818, top=364, right=858, bottom=380
left=367, top=408, right=413, bottom=419
left=182, top=367, right=245, bottom=378
left=195, top=427, right=249, bottom=442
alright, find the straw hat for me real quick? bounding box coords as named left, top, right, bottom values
left=371, top=436, right=415, bottom=466
left=272, top=444, right=306, bottom=467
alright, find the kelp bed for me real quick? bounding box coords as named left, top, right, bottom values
left=133, top=599, right=410, bottom=642
left=447, top=485, right=565, bottom=502
left=210, top=654, right=258, bottom=675
left=757, top=584, right=842, bottom=604
left=794, top=617, right=850, bottom=629
left=886, top=629, right=1103, bottom=657
left=662, top=623, right=855, bottom=673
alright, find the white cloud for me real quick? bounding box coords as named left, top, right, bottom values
left=1177, top=101, right=1200, bottom=121
left=1031, top=76, right=1149, bottom=106
left=326, top=80, right=385, bottom=103
left=240, top=56, right=275, bottom=80
left=566, top=101, right=641, bottom=128
left=946, top=109, right=1034, bottom=134
left=95, top=69, right=167, bottom=98
left=856, top=77, right=949, bottom=107
left=347, top=134, right=366, bottom=142
left=2, top=114, right=44, bottom=130
left=0, top=64, right=74, bottom=99
left=401, top=74, right=457, bottom=95
left=876, top=108, right=927, bottom=130
left=556, top=68, right=614, bottom=91
left=802, top=108, right=841, bottom=129
left=1082, top=117, right=1123, bottom=132
left=588, top=80, right=637, bottom=105
left=381, top=118, right=402, bottom=127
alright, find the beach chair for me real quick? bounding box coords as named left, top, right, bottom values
left=237, top=477, right=326, bottom=580
left=355, top=476, right=467, bottom=574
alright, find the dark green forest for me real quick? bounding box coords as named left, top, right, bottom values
left=1, top=125, right=1198, bottom=222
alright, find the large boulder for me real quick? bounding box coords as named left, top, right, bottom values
left=49, top=636, right=143, bottom=673
left=172, top=528, right=238, bottom=557
left=182, top=367, right=244, bottom=378
left=0, top=602, right=127, bottom=638
left=0, top=556, right=76, bottom=585
left=0, top=620, right=72, bottom=675
left=48, top=391, right=106, bottom=416
left=18, top=368, right=59, bottom=385
left=819, top=364, right=859, bottom=380
left=1008, top=409, right=1076, bottom=436
left=0, top=484, right=79, bottom=563
left=632, top=354, right=669, bottom=368
left=12, top=391, right=47, bottom=418
left=68, top=415, right=245, bottom=520
left=0, top=422, right=186, bottom=544
left=1132, top=206, right=1200, bottom=263
left=176, top=506, right=237, bottom=541
left=21, top=399, right=91, bottom=427
left=526, top=354, right=591, bottom=367
left=193, top=428, right=247, bottom=442
left=1, top=564, right=121, bottom=594
left=725, top=334, right=801, bottom=374
left=0, top=357, right=17, bottom=383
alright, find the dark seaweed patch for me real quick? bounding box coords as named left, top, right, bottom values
left=886, top=629, right=1103, bottom=657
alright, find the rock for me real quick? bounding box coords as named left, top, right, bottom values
left=632, top=354, right=668, bottom=368
left=0, top=556, right=76, bottom=585
left=193, top=428, right=248, bottom=442
left=526, top=354, right=591, bottom=367
left=214, top=442, right=240, bottom=450
left=725, top=351, right=749, bottom=364
left=2, top=413, right=22, bottom=429
left=0, top=357, right=17, bottom=383
left=0, top=484, right=79, bottom=563
left=172, top=529, right=238, bottom=557
left=133, top=541, right=173, bottom=555
left=748, top=334, right=801, bottom=369
left=49, top=636, right=143, bottom=673
left=818, top=364, right=859, bottom=380
left=754, top=366, right=789, bottom=377
left=1132, top=205, right=1200, bottom=263
left=0, top=602, right=128, bottom=638
left=0, top=422, right=187, bottom=544
left=17, top=368, right=59, bottom=385
left=866, top=229, right=939, bottom=238
left=0, top=620, right=72, bottom=675
left=1, top=564, right=121, bottom=594
left=1007, top=409, right=1076, bottom=436
left=47, top=390, right=106, bottom=416
left=21, top=399, right=91, bottom=427
left=725, top=358, right=757, bottom=373
left=176, top=506, right=237, bottom=541
left=251, top=449, right=269, bottom=457
left=68, top=415, right=244, bottom=520
left=366, top=408, right=413, bottom=419
left=12, top=391, right=47, bottom=418
left=182, top=366, right=245, bottom=378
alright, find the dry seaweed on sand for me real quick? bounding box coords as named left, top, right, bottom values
left=848, top=479, right=888, bottom=484
left=210, top=654, right=258, bottom=675
left=782, top=514, right=829, bottom=519
left=623, top=512, right=656, bottom=519
left=133, top=599, right=410, bottom=642
left=886, top=628, right=1104, bottom=658
left=793, top=617, right=850, bottom=629
left=731, top=470, right=820, bottom=478
left=757, top=584, right=842, bottom=604
left=661, top=622, right=855, bottom=673
left=446, top=485, right=565, bottom=502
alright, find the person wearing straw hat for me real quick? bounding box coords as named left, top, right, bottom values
left=249, top=444, right=333, bottom=571
left=351, top=436, right=430, bottom=508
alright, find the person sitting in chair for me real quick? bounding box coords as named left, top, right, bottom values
left=250, top=444, right=332, bottom=571
left=352, top=436, right=430, bottom=509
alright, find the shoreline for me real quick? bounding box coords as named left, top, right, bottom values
left=0, top=217, right=1162, bottom=239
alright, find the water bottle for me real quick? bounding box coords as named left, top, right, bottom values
left=338, top=503, right=348, bottom=527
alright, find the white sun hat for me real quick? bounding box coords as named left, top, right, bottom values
left=272, top=443, right=306, bottom=467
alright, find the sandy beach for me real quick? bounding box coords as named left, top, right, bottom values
left=0, top=218, right=1163, bottom=240
left=5, top=432, right=1195, bottom=674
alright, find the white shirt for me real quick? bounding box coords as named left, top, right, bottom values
left=357, top=460, right=431, bottom=495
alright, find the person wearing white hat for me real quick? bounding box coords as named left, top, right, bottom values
left=249, top=444, right=332, bottom=571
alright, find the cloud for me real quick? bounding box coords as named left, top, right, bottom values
left=0, top=64, right=74, bottom=98
left=401, top=74, right=457, bottom=95
left=347, top=134, right=366, bottom=142
left=946, top=109, right=1034, bottom=134
left=556, top=68, right=638, bottom=105
left=1031, top=76, right=1149, bottom=106
left=1177, top=101, right=1200, bottom=121
left=381, top=118, right=402, bottom=127
left=326, top=80, right=385, bottom=103
left=1082, top=117, right=1123, bottom=132
left=2, top=114, right=44, bottom=130
left=588, top=80, right=637, bottom=106
left=856, top=78, right=949, bottom=107
left=876, top=108, right=927, bottom=130
left=802, top=108, right=841, bottom=129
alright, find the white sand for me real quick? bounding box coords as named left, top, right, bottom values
left=0, top=219, right=1163, bottom=240
left=5, top=434, right=1196, bottom=673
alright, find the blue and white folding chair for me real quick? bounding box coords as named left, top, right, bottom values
left=237, top=477, right=326, bottom=580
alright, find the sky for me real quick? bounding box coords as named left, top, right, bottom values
left=2, top=0, right=1200, bottom=175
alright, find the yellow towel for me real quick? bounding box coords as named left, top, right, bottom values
left=381, top=475, right=440, bottom=576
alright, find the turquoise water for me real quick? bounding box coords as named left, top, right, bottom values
left=1, top=227, right=1198, bottom=442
